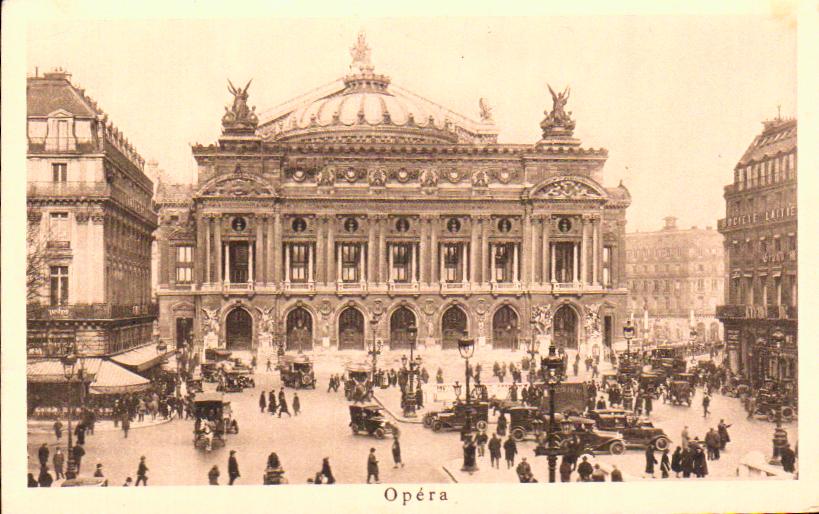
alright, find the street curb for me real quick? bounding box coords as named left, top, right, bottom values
left=371, top=394, right=424, bottom=425
left=27, top=417, right=175, bottom=435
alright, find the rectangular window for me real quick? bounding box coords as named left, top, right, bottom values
left=49, top=212, right=69, bottom=242
left=392, top=243, right=412, bottom=283
left=50, top=266, right=69, bottom=306
left=493, top=243, right=516, bottom=282
left=289, top=243, right=309, bottom=283
left=602, top=246, right=612, bottom=287
left=442, top=243, right=463, bottom=283
left=175, top=245, right=194, bottom=284
left=340, top=243, right=361, bottom=282
left=52, top=163, right=67, bottom=182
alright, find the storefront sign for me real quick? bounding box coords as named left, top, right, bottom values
left=725, top=328, right=740, bottom=348
left=722, top=205, right=796, bottom=229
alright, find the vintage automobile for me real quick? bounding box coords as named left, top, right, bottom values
left=186, top=371, right=204, bottom=393
left=587, top=409, right=672, bottom=450
left=753, top=390, right=796, bottom=422
left=344, top=362, right=373, bottom=401
left=508, top=406, right=547, bottom=442
left=540, top=416, right=627, bottom=456
left=278, top=354, right=317, bottom=389
left=668, top=379, right=693, bottom=406
left=650, top=345, right=687, bottom=376
left=192, top=392, right=238, bottom=449
left=722, top=377, right=751, bottom=398
left=638, top=371, right=665, bottom=399
left=217, top=370, right=250, bottom=393
left=426, top=401, right=490, bottom=433
left=349, top=404, right=397, bottom=439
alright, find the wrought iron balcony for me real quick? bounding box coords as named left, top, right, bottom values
left=27, top=302, right=158, bottom=320
left=716, top=304, right=796, bottom=320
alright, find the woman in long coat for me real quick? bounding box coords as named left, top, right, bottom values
left=268, top=390, right=277, bottom=414
left=660, top=448, right=671, bottom=478
left=644, top=446, right=658, bottom=477
left=671, top=446, right=683, bottom=477
left=259, top=391, right=267, bottom=413
left=497, top=413, right=507, bottom=437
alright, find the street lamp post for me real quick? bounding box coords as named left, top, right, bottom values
left=689, top=328, right=698, bottom=357
left=768, top=330, right=789, bottom=465
left=61, top=350, right=79, bottom=479
left=402, top=324, right=418, bottom=417
left=368, top=315, right=382, bottom=399
left=458, top=336, right=478, bottom=472
left=541, top=342, right=565, bottom=483
left=527, top=327, right=541, bottom=395
left=623, top=320, right=635, bottom=370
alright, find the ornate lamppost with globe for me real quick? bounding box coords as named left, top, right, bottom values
left=540, top=341, right=565, bottom=483
left=401, top=324, right=419, bottom=417
left=368, top=315, right=382, bottom=398
left=768, top=330, right=790, bottom=465
left=457, top=336, right=478, bottom=472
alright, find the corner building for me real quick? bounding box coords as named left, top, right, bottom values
left=156, top=36, right=631, bottom=357
left=717, top=117, right=797, bottom=401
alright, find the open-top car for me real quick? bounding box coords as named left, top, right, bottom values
left=587, top=408, right=671, bottom=450
left=278, top=354, right=316, bottom=389
left=425, top=401, right=489, bottom=433
left=349, top=404, right=397, bottom=439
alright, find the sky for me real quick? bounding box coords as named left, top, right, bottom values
left=26, top=16, right=795, bottom=232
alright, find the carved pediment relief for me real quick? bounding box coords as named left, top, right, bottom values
left=198, top=172, right=276, bottom=198
left=532, top=177, right=605, bottom=200
left=168, top=227, right=195, bottom=241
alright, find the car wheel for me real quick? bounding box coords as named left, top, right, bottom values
left=511, top=427, right=526, bottom=442
left=423, top=415, right=433, bottom=428
left=432, top=420, right=443, bottom=432
left=767, top=411, right=777, bottom=423
left=653, top=436, right=670, bottom=451
left=476, top=420, right=488, bottom=431
left=375, top=428, right=386, bottom=439
left=609, top=441, right=626, bottom=455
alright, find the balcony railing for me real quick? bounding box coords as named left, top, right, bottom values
left=337, top=281, right=368, bottom=294
left=223, top=281, right=255, bottom=293
left=283, top=281, right=316, bottom=293
left=28, top=302, right=158, bottom=320
left=491, top=281, right=522, bottom=294
left=716, top=304, right=796, bottom=320
left=439, top=281, right=469, bottom=294
left=390, top=281, right=420, bottom=294
left=28, top=181, right=110, bottom=198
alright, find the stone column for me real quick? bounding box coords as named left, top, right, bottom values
left=461, top=243, right=468, bottom=283
left=308, top=244, right=314, bottom=283
left=522, top=212, right=532, bottom=284
left=429, top=217, right=438, bottom=283
left=542, top=216, right=550, bottom=283
left=254, top=216, right=263, bottom=283
left=284, top=243, right=290, bottom=283
left=412, top=243, right=418, bottom=283
left=580, top=216, right=589, bottom=285
left=205, top=216, right=212, bottom=284
left=359, top=243, right=366, bottom=282
left=592, top=216, right=600, bottom=285
left=513, top=244, right=519, bottom=283
left=378, top=216, right=387, bottom=283
left=315, top=218, right=325, bottom=284
left=326, top=216, right=336, bottom=283
left=490, top=243, right=497, bottom=283
left=214, top=217, right=222, bottom=285
left=265, top=216, right=273, bottom=286
left=551, top=243, right=557, bottom=282
left=273, top=213, right=282, bottom=284
left=419, top=218, right=428, bottom=284
left=224, top=240, right=231, bottom=285
left=480, top=216, right=489, bottom=284
left=248, top=240, right=254, bottom=283
left=368, top=217, right=376, bottom=283
left=470, top=217, right=479, bottom=285
left=572, top=243, right=579, bottom=284
left=337, top=244, right=343, bottom=282
left=531, top=216, right=539, bottom=283
left=388, top=243, right=394, bottom=282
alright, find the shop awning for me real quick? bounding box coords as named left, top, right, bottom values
left=89, top=360, right=151, bottom=395
left=27, top=358, right=103, bottom=384
left=160, top=354, right=178, bottom=373
left=110, top=344, right=173, bottom=372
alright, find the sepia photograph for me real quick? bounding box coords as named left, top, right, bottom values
left=3, top=2, right=817, bottom=513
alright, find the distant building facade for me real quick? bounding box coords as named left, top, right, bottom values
left=625, top=217, right=724, bottom=344
left=26, top=70, right=161, bottom=404
left=154, top=35, right=632, bottom=358
left=716, top=117, right=797, bottom=401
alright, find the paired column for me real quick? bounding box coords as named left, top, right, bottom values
left=316, top=218, right=326, bottom=284
left=254, top=216, right=263, bottom=283
left=388, top=244, right=395, bottom=282
left=429, top=216, right=438, bottom=283
left=541, top=216, right=550, bottom=283
left=469, top=217, right=479, bottom=285
left=359, top=244, right=366, bottom=282
left=367, top=217, right=376, bottom=283
left=265, top=216, right=273, bottom=286
left=272, top=213, right=282, bottom=284
left=461, top=244, right=468, bottom=283
left=326, top=216, right=336, bottom=283
left=592, top=216, right=600, bottom=285
left=411, top=243, right=418, bottom=283
left=522, top=212, right=532, bottom=284
left=224, top=238, right=231, bottom=285
left=580, top=216, right=589, bottom=285
left=513, top=243, right=519, bottom=283
left=214, top=216, right=223, bottom=285
left=205, top=216, right=212, bottom=284
left=307, top=243, right=314, bottom=283
left=572, top=242, right=579, bottom=284
left=490, top=243, right=497, bottom=283
left=419, top=218, right=428, bottom=284
left=531, top=216, right=539, bottom=283
left=480, top=216, right=489, bottom=284
left=284, top=243, right=290, bottom=283
left=377, top=216, right=387, bottom=283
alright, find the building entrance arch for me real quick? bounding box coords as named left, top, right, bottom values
left=225, top=307, right=253, bottom=350
left=553, top=304, right=579, bottom=350
left=390, top=307, right=417, bottom=349
left=286, top=307, right=313, bottom=352
left=492, top=306, right=519, bottom=349
left=441, top=306, right=467, bottom=349
left=338, top=307, right=365, bottom=350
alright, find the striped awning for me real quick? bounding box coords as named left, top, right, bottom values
left=89, top=360, right=151, bottom=395
left=27, top=358, right=103, bottom=383
left=110, top=344, right=173, bottom=372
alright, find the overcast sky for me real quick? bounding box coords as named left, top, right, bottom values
left=27, top=16, right=795, bottom=231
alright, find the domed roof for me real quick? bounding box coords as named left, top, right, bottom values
left=257, top=33, right=497, bottom=145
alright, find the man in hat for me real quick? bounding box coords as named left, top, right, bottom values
left=366, top=448, right=379, bottom=484
left=135, top=456, right=148, bottom=486
left=228, top=450, right=240, bottom=485
left=94, top=463, right=105, bottom=478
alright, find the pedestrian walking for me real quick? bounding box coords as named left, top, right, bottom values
left=503, top=436, right=517, bottom=469
left=392, top=438, right=404, bottom=468
left=577, top=456, right=593, bottom=481
left=366, top=448, right=379, bottom=484
left=53, top=420, right=63, bottom=441
left=693, top=445, right=708, bottom=478
left=702, top=392, right=711, bottom=418
left=497, top=412, right=507, bottom=437
left=476, top=430, right=488, bottom=457
left=645, top=446, right=658, bottom=478
left=38, top=443, right=50, bottom=469
left=73, top=443, right=85, bottom=475
left=266, top=358, right=272, bottom=372
left=559, top=455, right=574, bottom=482
left=135, top=456, right=148, bottom=486
left=208, top=465, right=220, bottom=485
left=681, top=426, right=690, bottom=450
left=293, top=393, right=301, bottom=416
left=717, top=419, right=731, bottom=450
left=259, top=391, right=267, bottom=413
left=671, top=446, right=682, bottom=478
left=660, top=449, right=670, bottom=478
left=52, top=448, right=65, bottom=480
left=278, top=391, right=291, bottom=417
left=681, top=447, right=693, bottom=478
left=38, top=466, right=54, bottom=487
left=75, top=423, right=86, bottom=446
left=268, top=390, right=277, bottom=414
left=488, top=433, right=502, bottom=469
left=321, top=457, right=336, bottom=484
left=94, top=463, right=105, bottom=478
left=228, top=450, right=240, bottom=485
left=705, top=428, right=720, bottom=460
left=591, top=463, right=606, bottom=482
left=644, top=395, right=653, bottom=417
left=122, top=414, right=130, bottom=438
left=610, top=465, right=623, bottom=482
